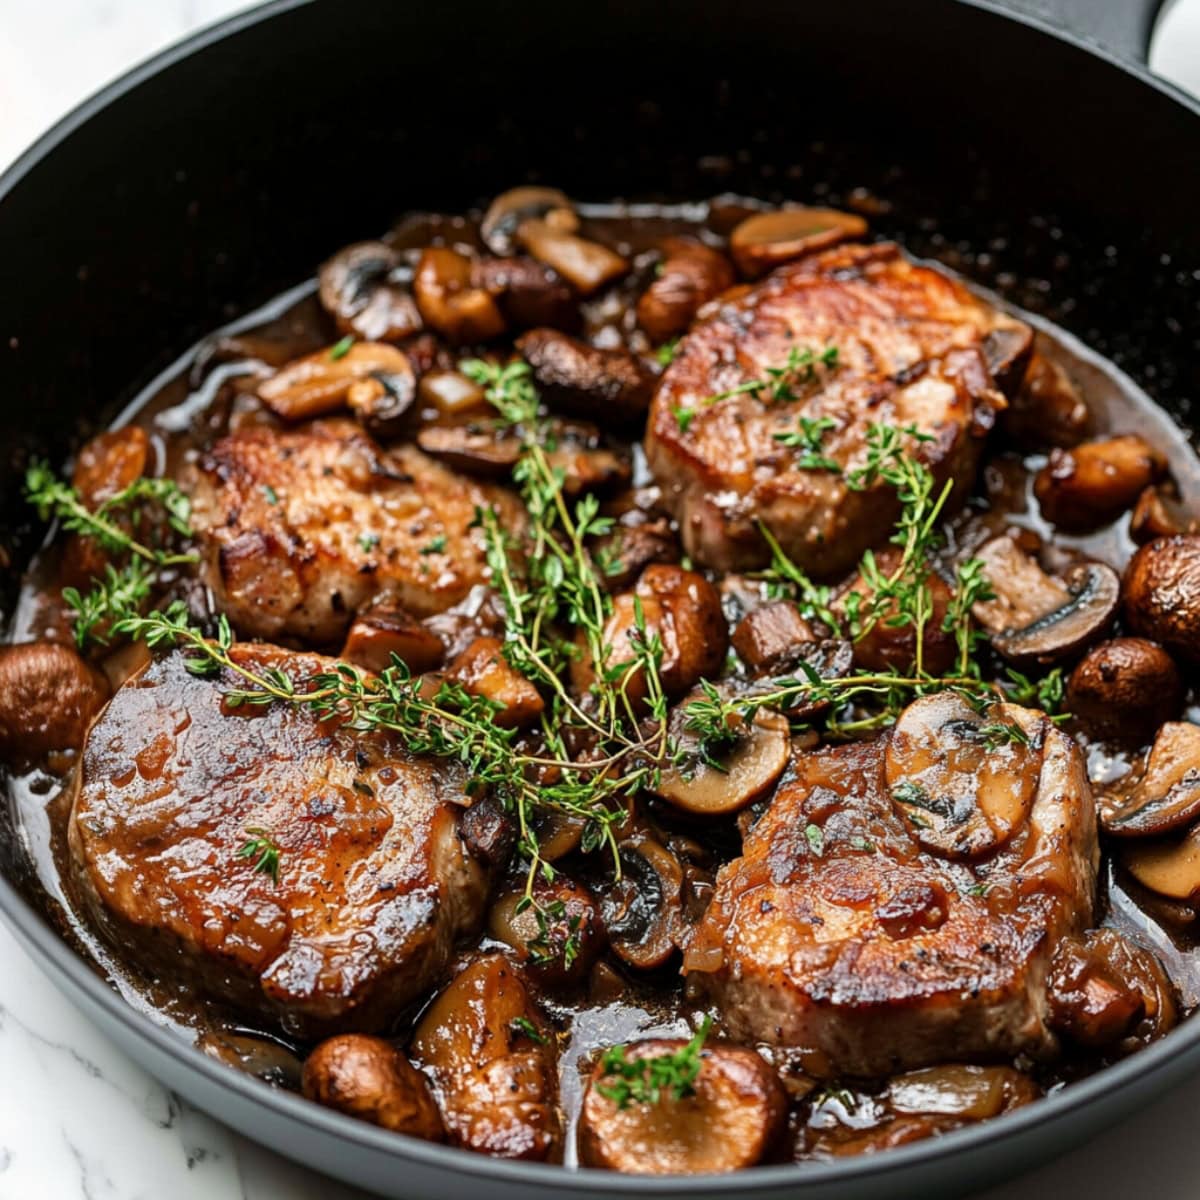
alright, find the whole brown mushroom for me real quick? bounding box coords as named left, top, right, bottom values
left=1066, top=638, right=1183, bottom=743
left=0, top=642, right=110, bottom=765
left=302, top=1034, right=444, bottom=1141
left=1123, top=535, right=1200, bottom=661
left=579, top=1034, right=786, bottom=1173
left=1033, top=435, right=1166, bottom=531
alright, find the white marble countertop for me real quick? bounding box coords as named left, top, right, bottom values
left=1, top=2, right=1199, bottom=1197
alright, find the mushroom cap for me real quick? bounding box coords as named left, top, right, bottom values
left=1066, top=637, right=1183, bottom=743
left=1102, top=722, right=1200, bottom=839
left=1123, top=535, right=1200, bottom=662
left=730, top=207, right=868, bottom=278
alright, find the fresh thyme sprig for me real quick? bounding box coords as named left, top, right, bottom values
left=773, top=414, right=841, bottom=471
left=237, top=827, right=282, bottom=885
left=595, top=1016, right=714, bottom=1109
left=25, top=460, right=198, bottom=649
left=706, top=344, right=839, bottom=407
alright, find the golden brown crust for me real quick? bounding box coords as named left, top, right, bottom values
left=685, top=708, right=1098, bottom=1076
left=646, top=242, right=1029, bottom=574
left=69, top=646, right=488, bottom=1037
left=186, top=419, right=522, bottom=643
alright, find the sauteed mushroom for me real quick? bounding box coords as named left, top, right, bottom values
left=1034, top=435, right=1166, bottom=530
left=1066, top=638, right=1182, bottom=743
left=653, top=689, right=790, bottom=816
left=318, top=241, right=422, bottom=343
left=488, top=877, right=605, bottom=988
left=580, top=1037, right=786, bottom=1173
left=731, top=600, right=814, bottom=673
left=340, top=598, right=445, bottom=675
left=257, top=341, right=415, bottom=422
left=517, top=328, right=656, bottom=422
left=729, top=206, right=867, bottom=278
left=1102, top=722, right=1200, bottom=838
left=480, top=186, right=577, bottom=256
left=516, top=220, right=628, bottom=296
left=602, top=835, right=685, bottom=970
left=1048, top=929, right=1176, bottom=1051
left=411, top=955, right=560, bottom=1160
left=989, top=559, right=1119, bottom=667
left=636, top=237, right=735, bottom=343
left=1129, top=484, right=1200, bottom=543
left=1003, top=351, right=1090, bottom=448
left=1123, top=535, right=1200, bottom=661
left=302, top=1034, right=444, bottom=1140
left=0, top=642, right=110, bottom=764
left=448, top=635, right=544, bottom=728
left=417, top=368, right=488, bottom=417
left=413, top=247, right=506, bottom=344
left=885, top=693, right=1043, bottom=858
left=472, top=256, right=578, bottom=332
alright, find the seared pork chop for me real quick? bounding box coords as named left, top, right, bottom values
left=685, top=695, right=1098, bottom=1076
left=646, top=243, right=1031, bottom=574
left=69, top=646, right=488, bottom=1037
left=186, top=418, right=522, bottom=643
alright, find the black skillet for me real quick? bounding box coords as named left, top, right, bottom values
left=0, top=1, right=1197, bottom=1196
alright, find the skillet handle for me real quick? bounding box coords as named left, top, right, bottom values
left=990, top=0, right=1166, bottom=63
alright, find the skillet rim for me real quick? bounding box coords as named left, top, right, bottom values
left=1, top=0, right=1199, bottom=1191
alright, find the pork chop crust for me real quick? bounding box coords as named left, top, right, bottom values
left=186, top=418, right=522, bottom=643
left=685, top=709, right=1097, bottom=1076
left=68, top=645, right=488, bottom=1037
left=646, top=242, right=1031, bottom=575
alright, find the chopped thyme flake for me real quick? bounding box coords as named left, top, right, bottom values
left=358, top=532, right=381, bottom=552
left=421, top=534, right=447, bottom=555
left=673, top=405, right=696, bottom=433
left=805, top=823, right=825, bottom=856
left=329, top=335, right=355, bottom=360
left=262, top=484, right=279, bottom=505
left=237, top=827, right=282, bottom=885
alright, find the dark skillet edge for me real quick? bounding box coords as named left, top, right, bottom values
left=1, top=0, right=1199, bottom=1195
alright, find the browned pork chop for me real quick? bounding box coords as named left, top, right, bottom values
left=685, top=696, right=1098, bottom=1076
left=646, top=242, right=1031, bottom=574
left=187, top=418, right=522, bottom=643
left=69, top=645, right=488, bottom=1037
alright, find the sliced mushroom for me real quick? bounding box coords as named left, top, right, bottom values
left=1048, top=929, right=1177, bottom=1052
left=412, top=247, right=506, bottom=344
left=417, top=419, right=521, bottom=479
left=989, top=560, right=1120, bottom=667
left=410, top=955, right=560, bottom=1160
left=731, top=600, right=814, bottom=674
left=1123, top=823, right=1200, bottom=905
left=417, top=416, right=628, bottom=494
left=575, top=565, right=728, bottom=704
left=591, top=521, right=680, bottom=592
left=481, top=187, right=577, bottom=256
left=302, top=1034, right=444, bottom=1140
left=488, top=877, right=605, bottom=988
left=198, top=1030, right=303, bottom=1089
left=517, top=328, right=656, bottom=423
left=515, top=220, right=628, bottom=296
left=729, top=207, right=867, bottom=278
left=580, top=1037, right=786, bottom=1174
left=472, top=256, right=578, bottom=332
left=1123, top=535, right=1200, bottom=662
left=417, top=369, right=488, bottom=417
left=1033, top=435, right=1167, bottom=531
left=317, top=241, right=422, bottom=343
left=1101, top=722, right=1200, bottom=838
left=602, top=834, right=685, bottom=970
left=1130, top=484, right=1200, bottom=544
left=971, top=535, right=1071, bottom=636
left=1003, top=351, right=1090, bottom=448
left=257, top=342, right=415, bottom=422
left=448, top=635, right=544, bottom=728
left=652, top=692, right=789, bottom=816
left=0, top=642, right=110, bottom=765
left=340, top=598, right=446, bottom=675
left=885, top=693, right=1044, bottom=859
left=1066, top=638, right=1183, bottom=744
left=346, top=372, right=416, bottom=439
left=72, top=427, right=150, bottom=508
left=636, top=237, right=735, bottom=343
